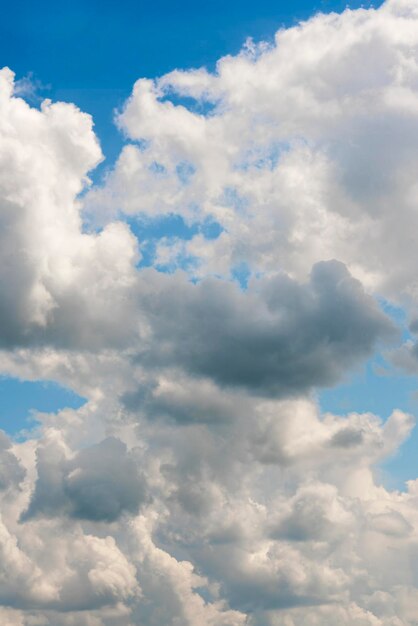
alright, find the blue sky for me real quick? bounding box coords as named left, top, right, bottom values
left=1, top=0, right=381, bottom=169
left=0, top=377, right=85, bottom=436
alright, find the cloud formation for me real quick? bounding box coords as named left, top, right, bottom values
left=1, top=1, right=418, bottom=624
left=22, top=436, right=148, bottom=522
left=131, top=260, right=394, bottom=397
left=88, top=0, right=418, bottom=305
left=0, top=67, right=138, bottom=350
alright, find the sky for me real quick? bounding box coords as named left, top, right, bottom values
left=3, top=0, right=418, bottom=625
left=1, top=0, right=380, bottom=168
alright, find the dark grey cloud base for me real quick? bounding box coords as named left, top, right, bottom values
left=132, top=260, right=394, bottom=398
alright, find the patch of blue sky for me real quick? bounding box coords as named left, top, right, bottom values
left=378, top=297, right=414, bottom=342
left=220, top=187, right=249, bottom=213
left=0, top=376, right=86, bottom=438
left=176, top=161, right=196, bottom=185
left=319, top=354, right=418, bottom=490
left=319, top=359, right=417, bottom=421
left=149, top=161, right=168, bottom=176
left=380, top=425, right=418, bottom=492
left=231, top=262, right=252, bottom=290
left=128, top=138, right=151, bottom=153
left=319, top=299, right=418, bottom=489
left=160, top=93, right=218, bottom=117
left=155, top=249, right=202, bottom=276
left=127, top=214, right=223, bottom=270
left=201, top=220, right=223, bottom=240
left=235, top=141, right=291, bottom=172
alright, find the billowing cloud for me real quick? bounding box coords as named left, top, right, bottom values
left=1, top=0, right=418, bottom=625
left=130, top=260, right=394, bottom=398
left=0, top=67, right=139, bottom=350
left=22, top=435, right=148, bottom=522
left=88, top=0, right=418, bottom=306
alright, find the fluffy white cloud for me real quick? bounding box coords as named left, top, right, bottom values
left=0, top=67, right=139, bottom=349
left=2, top=0, right=418, bottom=624
left=87, top=0, right=418, bottom=307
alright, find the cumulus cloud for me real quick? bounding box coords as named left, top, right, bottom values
left=130, top=260, right=394, bottom=397
left=0, top=68, right=139, bottom=350
left=87, top=0, right=418, bottom=306
left=22, top=435, right=148, bottom=522
left=2, top=0, right=418, bottom=624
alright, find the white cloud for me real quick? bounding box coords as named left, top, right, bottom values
left=2, top=0, right=418, bottom=624
left=87, top=0, right=418, bottom=307
left=0, top=68, right=139, bottom=349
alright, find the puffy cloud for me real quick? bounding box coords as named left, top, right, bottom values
left=23, top=434, right=148, bottom=522
left=0, top=68, right=139, bottom=350
left=0, top=391, right=415, bottom=624
left=2, top=0, right=418, bottom=624
left=87, top=0, right=418, bottom=307
left=129, top=260, right=394, bottom=398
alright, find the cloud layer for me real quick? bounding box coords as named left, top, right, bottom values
left=1, top=1, right=418, bottom=624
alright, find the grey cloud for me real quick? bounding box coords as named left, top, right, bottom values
left=388, top=332, right=418, bottom=375
left=64, top=437, right=148, bottom=522
left=197, top=543, right=338, bottom=613
left=0, top=199, right=38, bottom=349
left=269, top=485, right=349, bottom=543
left=123, top=377, right=251, bottom=425
left=22, top=437, right=147, bottom=522
left=135, top=260, right=395, bottom=398
left=329, top=427, right=364, bottom=448
left=272, top=505, right=334, bottom=543
left=0, top=431, right=26, bottom=490
left=370, top=510, right=413, bottom=538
